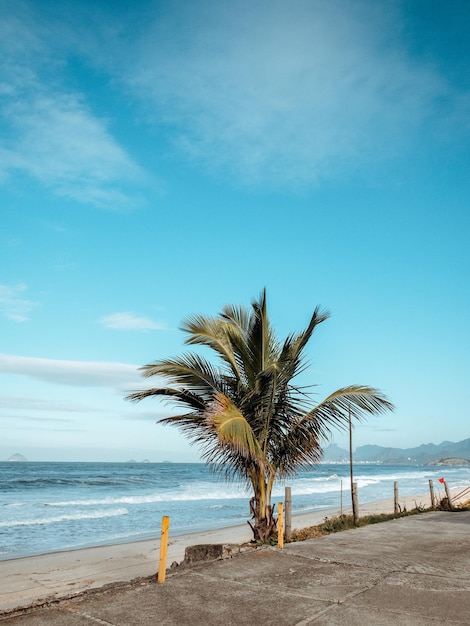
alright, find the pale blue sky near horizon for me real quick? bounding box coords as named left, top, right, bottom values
left=1, top=0, right=469, bottom=462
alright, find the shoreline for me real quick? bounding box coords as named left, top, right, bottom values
left=3, top=481, right=465, bottom=564
left=1, top=487, right=468, bottom=614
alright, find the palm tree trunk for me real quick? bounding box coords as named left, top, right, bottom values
left=248, top=470, right=277, bottom=541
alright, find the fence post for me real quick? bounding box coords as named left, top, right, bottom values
left=394, top=481, right=399, bottom=515
left=444, top=481, right=454, bottom=510
left=352, top=482, right=359, bottom=524
left=284, top=487, right=292, bottom=543
left=278, top=502, right=284, bottom=549
left=158, top=516, right=170, bottom=583
left=429, top=479, right=436, bottom=510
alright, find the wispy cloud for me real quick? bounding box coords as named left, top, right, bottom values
left=0, top=353, right=144, bottom=388
left=6, top=422, right=83, bottom=433
left=123, top=410, right=171, bottom=422
left=0, top=2, right=146, bottom=209
left=2, top=0, right=467, bottom=195
left=100, top=312, right=166, bottom=331
left=118, top=0, right=463, bottom=186
left=0, top=396, right=86, bottom=413
left=0, top=92, right=145, bottom=209
left=0, top=284, right=37, bottom=322
left=4, top=417, right=74, bottom=425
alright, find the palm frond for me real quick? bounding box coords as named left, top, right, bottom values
left=139, top=354, right=225, bottom=398
left=278, top=306, right=330, bottom=382
left=206, top=392, right=264, bottom=462
left=220, top=304, right=251, bottom=332
left=126, top=387, right=205, bottom=411
left=229, top=289, right=279, bottom=387
left=287, top=385, right=394, bottom=447
left=181, top=315, right=241, bottom=379
left=268, top=386, right=393, bottom=477
left=305, top=385, right=394, bottom=429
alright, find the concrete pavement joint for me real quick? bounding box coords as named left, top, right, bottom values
left=295, top=603, right=470, bottom=626
left=293, top=568, right=392, bottom=624
left=294, top=604, right=340, bottom=626
left=289, top=553, right=404, bottom=573
left=64, top=607, right=117, bottom=625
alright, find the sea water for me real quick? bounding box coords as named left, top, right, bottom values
left=1, top=462, right=469, bottom=560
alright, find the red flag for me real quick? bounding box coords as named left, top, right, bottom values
left=438, top=477, right=445, bottom=484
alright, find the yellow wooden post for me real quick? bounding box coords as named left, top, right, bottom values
left=278, top=502, right=284, bottom=549
left=158, top=516, right=170, bottom=583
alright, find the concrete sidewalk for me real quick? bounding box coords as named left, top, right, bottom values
left=1, top=511, right=469, bottom=625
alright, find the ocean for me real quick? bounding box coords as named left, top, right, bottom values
left=1, top=461, right=469, bottom=560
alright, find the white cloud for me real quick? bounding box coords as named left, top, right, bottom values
left=100, top=312, right=166, bottom=331
left=0, top=353, right=144, bottom=388
left=0, top=284, right=37, bottom=322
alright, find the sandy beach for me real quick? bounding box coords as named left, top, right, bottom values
left=1, top=486, right=468, bottom=615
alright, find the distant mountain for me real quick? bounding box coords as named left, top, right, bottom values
left=322, top=438, right=470, bottom=465
left=321, top=444, right=349, bottom=462
left=6, top=453, right=28, bottom=462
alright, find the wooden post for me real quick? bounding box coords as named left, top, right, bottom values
left=278, top=502, right=284, bottom=549
left=340, top=479, right=343, bottom=516
left=158, top=516, right=170, bottom=583
left=352, top=482, right=359, bottom=524
left=429, top=479, right=436, bottom=510
left=394, top=481, right=399, bottom=515
left=444, top=481, right=454, bottom=510
left=284, top=487, right=292, bottom=543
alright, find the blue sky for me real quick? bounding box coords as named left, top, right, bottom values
left=1, top=0, right=469, bottom=462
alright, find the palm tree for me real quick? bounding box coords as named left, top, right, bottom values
left=127, top=290, right=393, bottom=541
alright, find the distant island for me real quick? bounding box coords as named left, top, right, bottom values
left=6, top=453, right=28, bottom=462
left=427, top=457, right=470, bottom=467
left=323, top=438, right=470, bottom=465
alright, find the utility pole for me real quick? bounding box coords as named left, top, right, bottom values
left=349, top=407, right=358, bottom=523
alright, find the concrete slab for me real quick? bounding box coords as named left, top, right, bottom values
left=285, top=512, right=470, bottom=576
left=186, top=548, right=385, bottom=603
left=348, top=571, right=469, bottom=623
